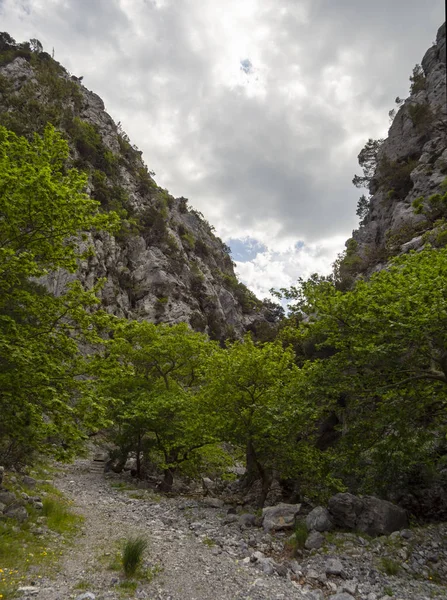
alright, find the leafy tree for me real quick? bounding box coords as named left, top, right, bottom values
left=284, top=247, right=447, bottom=495
left=352, top=138, right=384, bottom=189
left=409, top=64, right=426, bottom=94
left=0, top=125, right=119, bottom=466
left=203, top=336, right=316, bottom=505
left=100, top=321, right=220, bottom=489
left=356, top=194, right=370, bottom=225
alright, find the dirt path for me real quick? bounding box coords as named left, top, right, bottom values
left=27, top=459, right=307, bottom=600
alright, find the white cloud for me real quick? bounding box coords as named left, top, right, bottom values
left=0, top=0, right=444, bottom=296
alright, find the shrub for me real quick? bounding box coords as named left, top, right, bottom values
left=42, top=495, right=79, bottom=533
left=380, top=557, right=400, bottom=576
left=409, top=64, right=426, bottom=94
left=408, top=103, right=434, bottom=130
left=377, top=156, right=418, bottom=200
left=122, top=536, right=148, bottom=577
left=285, top=521, right=308, bottom=556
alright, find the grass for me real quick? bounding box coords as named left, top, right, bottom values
left=383, top=585, right=394, bottom=596
left=0, top=477, right=82, bottom=600
left=73, top=580, right=91, bottom=591
left=202, top=536, right=216, bottom=547
left=285, top=520, right=308, bottom=556
left=380, top=557, right=401, bottom=576
left=42, top=496, right=80, bottom=533
left=122, top=536, right=148, bottom=577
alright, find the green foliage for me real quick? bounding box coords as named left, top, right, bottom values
left=67, top=117, right=118, bottom=176
left=380, top=557, right=401, bottom=576
left=0, top=125, right=119, bottom=465
left=0, top=37, right=81, bottom=137
left=377, top=156, right=418, bottom=200
left=352, top=138, right=384, bottom=189
left=409, top=64, right=426, bottom=94
left=280, top=247, right=447, bottom=496
left=412, top=188, right=447, bottom=223
left=203, top=336, right=332, bottom=503
left=42, top=495, right=79, bottom=533
left=99, top=320, right=220, bottom=489
left=0, top=476, right=82, bottom=599
left=356, top=194, right=370, bottom=225
left=122, top=536, right=148, bottom=577
left=408, top=103, right=434, bottom=130
left=181, top=231, right=196, bottom=250
left=287, top=521, right=308, bottom=554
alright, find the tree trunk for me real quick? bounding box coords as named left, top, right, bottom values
left=242, top=438, right=259, bottom=489
left=135, top=433, right=142, bottom=479
left=159, top=468, right=174, bottom=492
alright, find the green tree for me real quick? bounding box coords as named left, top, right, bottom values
left=352, top=138, right=384, bottom=189
left=283, top=247, right=447, bottom=494
left=0, top=125, right=119, bottom=466
left=204, top=336, right=313, bottom=505
left=101, top=321, right=220, bottom=489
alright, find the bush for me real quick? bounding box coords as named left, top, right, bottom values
left=122, top=536, right=148, bottom=577
left=377, top=156, right=418, bottom=200
left=408, top=103, right=434, bottom=130
left=409, top=64, right=426, bottom=94
left=285, top=521, right=308, bottom=556
left=380, top=557, right=400, bottom=576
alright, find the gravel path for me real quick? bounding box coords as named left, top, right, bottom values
left=18, top=459, right=447, bottom=600
left=26, top=459, right=308, bottom=600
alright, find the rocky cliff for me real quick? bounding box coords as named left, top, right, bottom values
left=338, top=22, right=447, bottom=284
left=0, top=33, right=275, bottom=340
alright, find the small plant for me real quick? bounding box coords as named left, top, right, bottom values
left=285, top=521, right=308, bottom=556
left=122, top=536, right=148, bottom=577
left=380, top=557, right=400, bottom=576
left=294, top=521, right=308, bottom=549
left=202, top=536, right=216, bottom=547
left=118, top=579, right=138, bottom=592
left=383, top=585, right=394, bottom=596
left=42, top=495, right=79, bottom=533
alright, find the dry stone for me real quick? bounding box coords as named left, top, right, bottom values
left=328, top=493, right=408, bottom=536
left=306, top=506, right=334, bottom=532
left=262, top=502, right=301, bottom=532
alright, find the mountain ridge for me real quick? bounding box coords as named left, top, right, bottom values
left=0, top=33, right=278, bottom=340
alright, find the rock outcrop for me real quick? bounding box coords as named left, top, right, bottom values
left=328, top=492, right=408, bottom=537
left=0, top=34, right=276, bottom=340
left=339, top=23, right=446, bottom=282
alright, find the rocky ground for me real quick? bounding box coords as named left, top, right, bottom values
left=13, top=459, right=447, bottom=600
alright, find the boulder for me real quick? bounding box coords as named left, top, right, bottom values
left=0, top=490, right=16, bottom=506
left=4, top=504, right=28, bottom=522
left=305, top=530, right=325, bottom=550
left=306, top=506, right=334, bottom=532
left=262, top=502, right=301, bottom=532
left=239, top=513, right=257, bottom=528
left=325, top=558, right=344, bottom=576
left=328, top=493, right=361, bottom=530
left=22, top=475, right=37, bottom=488
left=203, top=497, right=224, bottom=509
left=328, top=493, right=408, bottom=536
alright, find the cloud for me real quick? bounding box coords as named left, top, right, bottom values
left=0, top=0, right=444, bottom=291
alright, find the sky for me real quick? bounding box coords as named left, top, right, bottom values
left=0, top=0, right=444, bottom=298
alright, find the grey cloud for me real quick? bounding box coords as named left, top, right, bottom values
left=0, top=0, right=444, bottom=254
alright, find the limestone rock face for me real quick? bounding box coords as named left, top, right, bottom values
left=346, top=23, right=446, bottom=278
left=0, top=38, right=274, bottom=341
